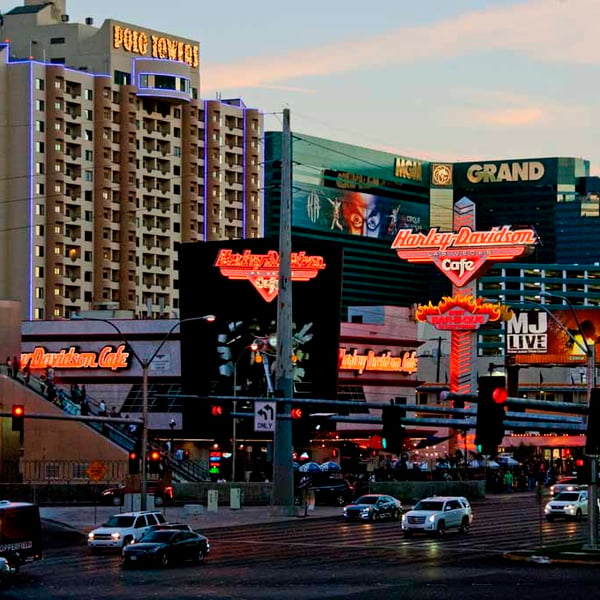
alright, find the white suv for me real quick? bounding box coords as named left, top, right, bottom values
left=402, top=496, right=473, bottom=537
left=88, top=510, right=167, bottom=552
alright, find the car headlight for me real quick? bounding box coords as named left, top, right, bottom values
left=111, top=532, right=122, bottom=541
left=427, top=514, right=436, bottom=523
left=88, top=532, right=95, bottom=540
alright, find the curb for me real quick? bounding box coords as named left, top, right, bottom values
left=503, top=551, right=600, bottom=565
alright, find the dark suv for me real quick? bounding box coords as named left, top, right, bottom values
left=310, top=479, right=355, bottom=506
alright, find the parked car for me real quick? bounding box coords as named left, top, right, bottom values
left=342, top=494, right=402, bottom=522
left=100, top=481, right=173, bottom=507
left=310, top=479, right=355, bottom=506
left=549, top=477, right=580, bottom=497
left=121, top=529, right=210, bottom=568
left=401, top=496, right=473, bottom=537
left=545, top=489, right=589, bottom=521
left=88, top=510, right=167, bottom=552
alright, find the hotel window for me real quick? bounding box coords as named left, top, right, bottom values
left=35, top=204, right=45, bottom=216
left=85, top=89, right=93, bottom=100
left=84, top=109, right=93, bottom=120
left=84, top=130, right=93, bottom=141
left=54, top=122, right=62, bottom=131
left=36, top=141, right=45, bottom=153
left=35, top=120, right=44, bottom=132
left=35, top=78, right=44, bottom=90
left=84, top=170, right=93, bottom=182
left=54, top=267, right=60, bottom=275
left=54, top=246, right=61, bottom=255
left=54, top=184, right=61, bottom=193
left=54, top=142, right=62, bottom=152
left=54, top=163, right=61, bottom=172
left=174, top=146, right=181, bottom=157
left=35, top=99, right=45, bottom=111
left=35, top=225, right=45, bottom=236
left=54, top=287, right=61, bottom=296
left=35, top=266, right=44, bottom=277
left=35, top=162, right=44, bottom=174
left=54, top=101, right=62, bottom=110
left=35, top=287, right=44, bottom=299
left=35, top=183, right=44, bottom=195
left=84, top=150, right=93, bottom=161
left=35, top=246, right=44, bottom=257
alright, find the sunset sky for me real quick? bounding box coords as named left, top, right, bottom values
left=65, top=0, right=599, bottom=171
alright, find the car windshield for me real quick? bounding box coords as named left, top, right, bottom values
left=104, top=515, right=135, bottom=527
left=555, top=492, right=581, bottom=501
left=414, top=500, right=444, bottom=511
left=355, top=496, right=379, bottom=505
left=139, top=530, right=176, bottom=543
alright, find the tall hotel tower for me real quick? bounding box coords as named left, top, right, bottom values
left=0, top=1, right=263, bottom=320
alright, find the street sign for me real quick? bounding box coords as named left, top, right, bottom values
left=254, top=401, right=275, bottom=433
left=86, top=460, right=107, bottom=481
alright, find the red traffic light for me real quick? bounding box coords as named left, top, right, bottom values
left=492, top=387, right=508, bottom=404
left=12, top=404, right=24, bottom=417
left=576, top=458, right=585, bottom=467
left=150, top=450, right=160, bottom=461
left=291, top=407, right=303, bottom=420
left=211, top=404, right=224, bottom=417
left=129, top=451, right=138, bottom=461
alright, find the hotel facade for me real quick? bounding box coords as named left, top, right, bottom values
left=0, top=0, right=263, bottom=321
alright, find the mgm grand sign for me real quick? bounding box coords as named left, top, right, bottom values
left=466, top=160, right=545, bottom=184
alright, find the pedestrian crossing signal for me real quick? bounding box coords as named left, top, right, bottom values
left=11, top=404, right=24, bottom=432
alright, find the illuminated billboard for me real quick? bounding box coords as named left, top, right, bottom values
left=507, top=308, right=600, bottom=364
left=178, top=238, right=343, bottom=408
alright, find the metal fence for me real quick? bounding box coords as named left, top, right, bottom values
left=16, top=459, right=126, bottom=484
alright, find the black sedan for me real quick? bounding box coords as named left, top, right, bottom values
left=342, top=494, right=402, bottom=522
left=121, top=529, right=210, bottom=568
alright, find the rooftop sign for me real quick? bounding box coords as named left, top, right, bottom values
left=391, top=225, right=538, bottom=287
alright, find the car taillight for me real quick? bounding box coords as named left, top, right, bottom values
left=165, top=486, right=173, bottom=498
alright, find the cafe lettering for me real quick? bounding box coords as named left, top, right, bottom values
left=21, top=346, right=130, bottom=371
left=338, top=348, right=418, bottom=375
left=113, top=25, right=199, bottom=68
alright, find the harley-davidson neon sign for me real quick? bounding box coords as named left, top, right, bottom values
left=415, top=295, right=508, bottom=331
left=338, top=348, right=418, bottom=374
left=391, top=225, right=538, bottom=287
left=214, top=249, right=326, bottom=302
left=21, top=346, right=130, bottom=371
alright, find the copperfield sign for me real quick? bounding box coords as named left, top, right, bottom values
left=338, top=348, right=418, bottom=374
left=21, top=346, right=130, bottom=371
left=391, top=225, right=538, bottom=287
left=214, top=249, right=326, bottom=302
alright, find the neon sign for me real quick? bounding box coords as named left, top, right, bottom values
left=214, top=249, right=326, bottom=302
left=21, top=346, right=130, bottom=371
left=391, top=225, right=538, bottom=287
left=415, top=295, right=507, bottom=331
left=113, top=25, right=199, bottom=68
left=338, top=348, right=418, bottom=374
left=466, top=161, right=545, bottom=184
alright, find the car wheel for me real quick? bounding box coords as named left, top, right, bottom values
left=158, top=552, right=169, bottom=568
left=459, top=517, right=470, bottom=534
left=576, top=509, right=583, bottom=521
left=194, top=548, right=205, bottom=564
left=436, top=520, right=446, bottom=537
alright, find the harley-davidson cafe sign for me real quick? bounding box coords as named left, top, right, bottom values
left=391, top=225, right=538, bottom=287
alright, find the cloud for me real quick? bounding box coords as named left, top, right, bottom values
left=201, top=0, right=600, bottom=93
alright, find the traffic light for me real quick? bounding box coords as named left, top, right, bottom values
left=148, top=450, right=161, bottom=474
left=128, top=451, right=140, bottom=475
left=381, top=403, right=404, bottom=455
left=209, top=401, right=230, bottom=446
left=292, top=404, right=311, bottom=450
left=475, top=375, right=507, bottom=456
left=585, top=388, right=600, bottom=455
left=575, top=456, right=591, bottom=485
left=11, top=404, right=24, bottom=432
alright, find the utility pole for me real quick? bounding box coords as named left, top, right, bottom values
left=271, top=108, right=295, bottom=515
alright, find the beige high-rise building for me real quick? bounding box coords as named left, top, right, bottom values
left=0, top=1, right=263, bottom=320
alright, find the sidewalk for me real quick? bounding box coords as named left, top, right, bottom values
left=40, top=503, right=342, bottom=535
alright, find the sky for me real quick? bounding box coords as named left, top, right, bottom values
left=33, top=0, right=600, bottom=171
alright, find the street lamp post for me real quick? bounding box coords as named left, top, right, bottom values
left=73, top=313, right=215, bottom=510
left=537, top=291, right=597, bottom=549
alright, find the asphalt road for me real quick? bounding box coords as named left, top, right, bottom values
left=2, top=494, right=599, bottom=599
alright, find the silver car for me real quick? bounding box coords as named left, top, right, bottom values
left=545, top=489, right=588, bottom=521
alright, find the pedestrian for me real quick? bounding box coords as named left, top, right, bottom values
left=98, top=399, right=107, bottom=416
left=12, top=355, right=20, bottom=379
left=109, top=406, right=118, bottom=418
left=80, top=397, right=89, bottom=416
left=175, top=448, right=184, bottom=462
left=80, top=384, right=87, bottom=403
left=22, top=364, right=31, bottom=386
left=57, top=388, right=66, bottom=408
left=6, top=356, right=12, bottom=377
left=503, top=469, right=514, bottom=494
